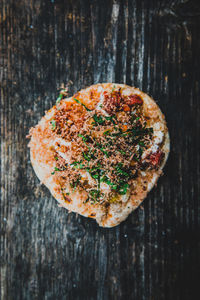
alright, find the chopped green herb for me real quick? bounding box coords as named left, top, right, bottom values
left=56, top=93, right=63, bottom=104
left=118, top=183, right=129, bottom=195
left=59, top=185, right=70, bottom=201
left=51, top=167, right=63, bottom=175
left=74, top=98, right=92, bottom=111
left=133, top=154, right=139, bottom=162
left=55, top=156, right=59, bottom=161
left=118, top=149, right=126, bottom=155
left=138, top=147, right=143, bottom=156
left=111, top=185, right=118, bottom=191
left=147, top=127, right=153, bottom=134
left=111, top=84, right=116, bottom=92
left=138, top=141, right=145, bottom=146
left=50, top=119, right=56, bottom=131
left=78, top=134, right=91, bottom=149
left=103, top=130, right=111, bottom=135
left=91, top=173, right=99, bottom=179
left=101, top=176, right=118, bottom=190
left=55, top=167, right=61, bottom=171
left=95, top=142, right=109, bottom=157
left=83, top=152, right=91, bottom=161
left=84, top=197, right=89, bottom=204
left=105, top=116, right=116, bottom=124
left=89, top=189, right=101, bottom=202
left=70, top=177, right=81, bottom=192
left=115, top=163, right=129, bottom=177
left=78, top=134, right=87, bottom=142
left=71, top=161, right=85, bottom=169
left=93, top=114, right=104, bottom=125
left=100, top=148, right=109, bottom=157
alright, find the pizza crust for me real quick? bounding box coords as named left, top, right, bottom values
left=29, top=83, right=170, bottom=227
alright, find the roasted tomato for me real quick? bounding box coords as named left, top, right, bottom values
left=103, top=90, right=122, bottom=114
left=148, top=149, right=164, bottom=167
left=125, top=95, right=143, bottom=106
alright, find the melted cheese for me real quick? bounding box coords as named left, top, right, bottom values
left=53, top=137, right=72, bottom=164
left=54, top=137, right=71, bottom=147
left=100, top=182, right=111, bottom=195
left=96, top=87, right=110, bottom=116
left=142, top=121, right=164, bottom=160
left=153, top=122, right=164, bottom=144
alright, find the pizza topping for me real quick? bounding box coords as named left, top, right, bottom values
left=49, top=86, right=165, bottom=204
left=147, top=149, right=164, bottom=167
left=51, top=167, right=64, bottom=175
left=73, top=98, right=92, bottom=111
left=103, top=89, right=122, bottom=114
left=56, top=93, right=63, bottom=105
left=125, top=94, right=143, bottom=106
left=53, top=102, right=86, bottom=140
left=50, top=119, right=56, bottom=131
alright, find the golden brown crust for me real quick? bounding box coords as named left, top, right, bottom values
left=28, top=83, right=170, bottom=227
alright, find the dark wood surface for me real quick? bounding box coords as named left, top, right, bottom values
left=1, top=0, right=200, bottom=299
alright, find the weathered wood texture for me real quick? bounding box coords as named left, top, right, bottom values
left=1, top=0, right=200, bottom=299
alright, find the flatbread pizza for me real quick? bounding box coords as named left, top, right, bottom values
left=28, top=83, right=170, bottom=227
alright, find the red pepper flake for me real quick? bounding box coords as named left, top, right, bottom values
left=126, top=94, right=143, bottom=106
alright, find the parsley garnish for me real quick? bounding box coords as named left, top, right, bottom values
left=101, top=176, right=118, bottom=190
left=111, top=85, right=116, bottom=92
left=82, top=152, right=91, bottom=161
left=74, top=98, right=92, bottom=111
left=103, top=130, right=111, bottom=135
left=115, top=163, right=129, bottom=177
left=101, top=175, right=129, bottom=195
left=93, top=114, right=104, bottom=125
left=50, top=119, right=56, bottom=131
left=138, top=141, right=145, bottom=146
left=89, top=189, right=101, bottom=202
left=71, top=161, right=85, bottom=169
left=118, top=183, right=129, bottom=195
left=51, top=167, right=63, bottom=175
left=100, top=148, right=109, bottom=157
left=78, top=134, right=87, bottom=142
left=78, top=134, right=91, bottom=149
left=133, top=154, right=139, bottom=162
left=70, top=177, right=81, bottom=192
left=118, top=149, right=126, bottom=155
left=56, top=93, right=63, bottom=104
left=105, top=116, right=116, bottom=124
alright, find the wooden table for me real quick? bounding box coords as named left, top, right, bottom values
left=1, top=0, right=200, bottom=299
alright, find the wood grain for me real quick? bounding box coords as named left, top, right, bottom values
left=1, top=0, right=200, bottom=299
